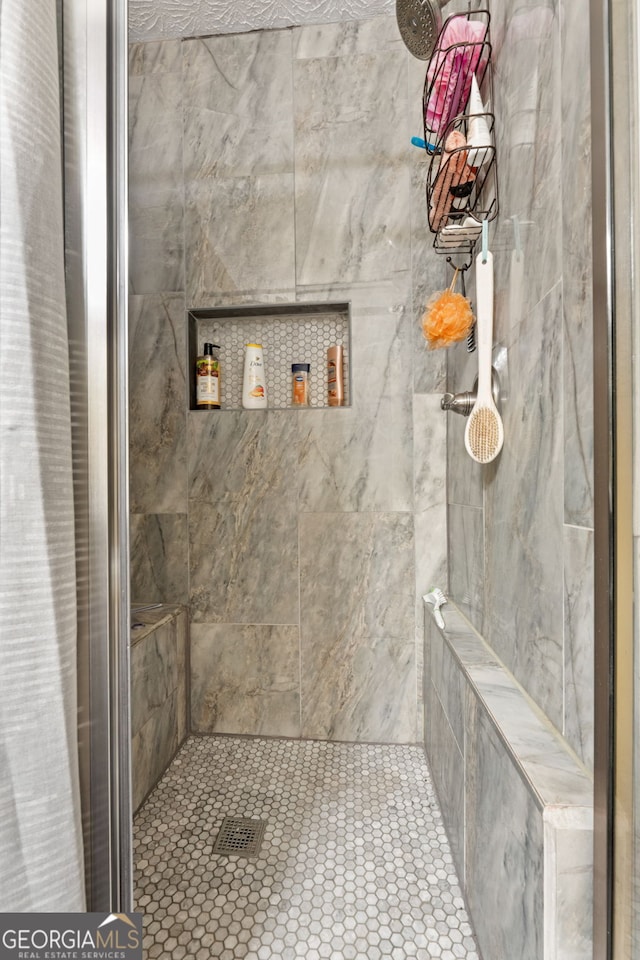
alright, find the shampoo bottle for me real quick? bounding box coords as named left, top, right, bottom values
left=242, top=343, right=267, bottom=409
left=195, top=342, right=221, bottom=409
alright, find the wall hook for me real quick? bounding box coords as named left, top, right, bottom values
left=446, top=255, right=472, bottom=273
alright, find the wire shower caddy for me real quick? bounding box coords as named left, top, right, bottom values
left=420, top=9, right=499, bottom=268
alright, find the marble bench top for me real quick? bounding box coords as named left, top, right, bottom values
left=425, top=599, right=593, bottom=822
left=130, top=603, right=186, bottom=646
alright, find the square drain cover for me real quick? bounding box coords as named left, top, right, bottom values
left=212, top=817, right=267, bottom=858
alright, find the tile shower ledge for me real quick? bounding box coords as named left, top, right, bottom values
left=427, top=600, right=593, bottom=815
left=130, top=602, right=185, bottom=645
left=130, top=603, right=189, bottom=813
left=424, top=600, right=593, bottom=959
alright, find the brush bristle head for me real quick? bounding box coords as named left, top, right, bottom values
left=467, top=406, right=502, bottom=462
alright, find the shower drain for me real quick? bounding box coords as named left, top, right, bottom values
left=212, top=817, right=267, bottom=858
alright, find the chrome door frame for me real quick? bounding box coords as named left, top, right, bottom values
left=591, top=0, right=638, bottom=956
left=63, top=0, right=131, bottom=910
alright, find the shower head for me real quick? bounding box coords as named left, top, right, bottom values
left=395, top=0, right=454, bottom=60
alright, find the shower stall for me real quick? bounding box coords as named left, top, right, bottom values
left=123, top=0, right=639, bottom=955
left=126, top=0, right=596, bottom=956
left=1, top=0, right=639, bottom=957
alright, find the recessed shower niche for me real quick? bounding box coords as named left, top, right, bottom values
left=188, top=302, right=351, bottom=411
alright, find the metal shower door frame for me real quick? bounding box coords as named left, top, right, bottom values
left=62, top=0, right=131, bottom=911
left=591, top=0, right=639, bottom=956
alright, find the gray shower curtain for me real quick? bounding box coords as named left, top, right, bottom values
left=0, top=0, right=86, bottom=909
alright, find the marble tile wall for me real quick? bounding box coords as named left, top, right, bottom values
left=129, top=14, right=448, bottom=743
left=445, top=0, right=595, bottom=769
left=131, top=605, right=188, bottom=811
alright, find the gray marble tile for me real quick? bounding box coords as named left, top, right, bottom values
left=414, top=511, right=447, bottom=646
left=131, top=620, right=180, bottom=736
left=130, top=513, right=189, bottom=603
left=184, top=288, right=298, bottom=311
left=563, top=524, right=594, bottom=770
left=300, top=512, right=415, bottom=742
left=190, top=623, right=300, bottom=737
left=175, top=610, right=189, bottom=745
left=414, top=393, right=447, bottom=513
left=188, top=411, right=299, bottom=624
left=447, top=503, right=484, bottom=623
left=128, top=201, right=185, bottom=296
left=293, top=46, right=410, bottom=285
left=546, top=817, right=594, bottom=960
left=184, top=174, right=296, bottom=305
left=428, top=682, right=465, bottom=881
left=132, top=689, right=179, bottom=813
left=300, top=511, right=414, bottom=637
left=188, top=408, right=298, bottom=503
left=465, top=696, right=544, bottom=960
left=296, top=281, right=413, bottom=512
left=302, top=633, right=416, bottom=744
left=415, top=622, right=425, bottom=743
left=493, top=3, right=561, bottom=316
left=129, top=39, right=183, bottom=77
left=297, top=403, right=413, bottom=513
left=430, top=601, right=498, bottom=668
left=129, top=48, right=184, bottom=295
left=130, top=603, right=184, bottom=642
left=561, top=0, right=593, bottom=529
left=483, top=283, right=564, bottom=731
left=430, top=625, right=465, bottom=755
left=182, top=31, right=294, bottom=181
left=293, top=15, right=402, bottom=60
left=129, top=294, right=188, bottom=514
left=423, top=611, right=436, bottom=757
left=563, top=281, right=594, bottom=529
left=466, top=662, right=592, bottom=809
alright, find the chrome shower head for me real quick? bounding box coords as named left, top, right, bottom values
left=395, top=0, right=454, bottom=60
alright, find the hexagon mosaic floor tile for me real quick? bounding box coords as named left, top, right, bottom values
left=134, top=736, right=480, bottom=959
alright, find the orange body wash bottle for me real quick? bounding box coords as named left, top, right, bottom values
left=327, top=345, right=344, bottom=406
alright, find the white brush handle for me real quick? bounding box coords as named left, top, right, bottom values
left=475, top=251, right=494, bottom=402
left=464, top=248, right=504, bottom=464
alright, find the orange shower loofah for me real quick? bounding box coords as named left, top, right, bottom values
left=422, top=269, right=474, bottom=350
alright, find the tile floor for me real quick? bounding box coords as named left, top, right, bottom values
left=134, top=736, right=480, bottom=959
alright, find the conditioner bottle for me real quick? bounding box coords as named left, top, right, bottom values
left=242, top=343, right=267, bottom=409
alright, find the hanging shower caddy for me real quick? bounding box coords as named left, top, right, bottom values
left=420, top=9, right=499, bottom=266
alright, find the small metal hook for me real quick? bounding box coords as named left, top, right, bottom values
left=446, top=255, right=472, bottom=273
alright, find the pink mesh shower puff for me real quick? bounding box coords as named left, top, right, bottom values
left=424, top=15, right=489, bottom=143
